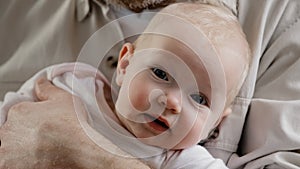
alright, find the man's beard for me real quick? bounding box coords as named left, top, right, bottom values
left=108, top=0, right=176, bottom=12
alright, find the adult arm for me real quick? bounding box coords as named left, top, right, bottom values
left=0, top=79, right=149, bottom=169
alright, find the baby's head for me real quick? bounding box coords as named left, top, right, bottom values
left=114, top=1, right=250, bottom=149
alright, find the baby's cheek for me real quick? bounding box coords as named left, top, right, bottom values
left=128, top=80, right=152, bottom=112
left=129, top=90, right=150, bottom=111
left=195, top=110, right=212, bottom=137
left=189, top=117, right=206, bottom=141
left=178, top=111, right=208, bottom=147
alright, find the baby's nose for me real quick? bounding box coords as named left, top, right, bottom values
left=158, top=91, right=182, bottom=113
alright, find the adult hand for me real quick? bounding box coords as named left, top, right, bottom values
left=0, top=78, right=149, bottom=169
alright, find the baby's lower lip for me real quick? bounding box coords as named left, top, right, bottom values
left=144, top=115, right=169, bottom=133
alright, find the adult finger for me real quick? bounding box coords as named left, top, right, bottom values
left=35, top=78, right=70, bottom=101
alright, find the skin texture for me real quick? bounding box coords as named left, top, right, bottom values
left=0, top=79, right=149, bottom=169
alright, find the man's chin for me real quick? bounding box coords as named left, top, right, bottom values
left=107, top=0, right=176, bottom=12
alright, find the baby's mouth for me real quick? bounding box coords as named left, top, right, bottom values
left=144, top=114, right=170, bottom=132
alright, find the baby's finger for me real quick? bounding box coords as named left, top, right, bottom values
left=34, top=78, right=68, bottom=101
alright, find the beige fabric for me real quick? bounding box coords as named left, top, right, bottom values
left=0, top=0, right=119, bottom=99
left=204, top=0, right=300, bottom=168
left=0, top=0, right=239, bottom=101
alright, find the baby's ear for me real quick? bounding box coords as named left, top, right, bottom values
left=214, top=107, right=232, bottom=127
left=116, top=43, right=134, bottom=85
left=222, top=107, right=232, bottom=118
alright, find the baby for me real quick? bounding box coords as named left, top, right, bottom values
left=0, top=1, right=250, bottom=168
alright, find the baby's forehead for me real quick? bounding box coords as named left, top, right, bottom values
left=143, top=2, right=244, bottom=54
left=157, top=3, right=250, bottom=75
left=149, top=2, right=244, bottom=52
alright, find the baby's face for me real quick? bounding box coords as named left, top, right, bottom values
left=114, top=3, right=248, bottom=150
left=115, top=34, right=236, bottom=149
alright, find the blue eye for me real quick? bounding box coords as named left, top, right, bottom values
left=151, top=68, right=168, bottom=81
left=190, top=94, right=207, bottom=105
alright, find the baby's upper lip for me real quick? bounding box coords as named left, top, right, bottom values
left=146, top=114, right=170, bottom=128
left=156, top=116, right=170, bottom=128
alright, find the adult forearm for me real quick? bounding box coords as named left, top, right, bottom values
left=0, top=79, right=149, bottom=169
